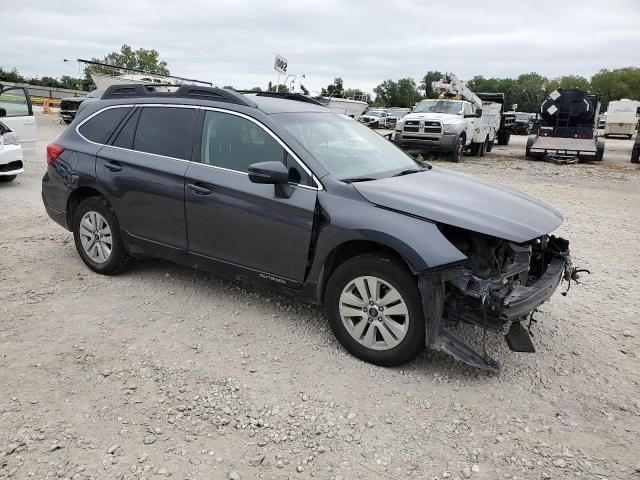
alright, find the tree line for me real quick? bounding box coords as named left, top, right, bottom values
left=2, top=42, right=638, bottom=113
left=368, top=68, right=640, bottom=112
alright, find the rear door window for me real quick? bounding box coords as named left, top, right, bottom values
left=112, top=108, right=141, bottom=149
left=132, top=107, right=197, bottom=160
left=78, top=107, right=131, bottom=144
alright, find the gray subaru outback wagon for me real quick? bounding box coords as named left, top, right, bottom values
left=42, top=84, right=580, bottom=370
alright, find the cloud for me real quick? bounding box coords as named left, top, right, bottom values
left=1, top=0, right=638, bottom=93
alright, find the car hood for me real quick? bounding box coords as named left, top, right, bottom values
left=404, top=112, right=461, bottom=122
left=353, top=168, right=563, bottom=242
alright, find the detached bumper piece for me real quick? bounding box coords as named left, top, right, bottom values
left=419, top=235, right=576, bottom=371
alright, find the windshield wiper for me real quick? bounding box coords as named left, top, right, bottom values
left=342, top=177, right=377, bottom=184
left=392, top=166, right=430, bottom=177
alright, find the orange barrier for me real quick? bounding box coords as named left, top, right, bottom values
left=42, top=99, right=53, bottom=114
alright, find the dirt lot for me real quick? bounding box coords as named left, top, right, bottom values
left=1, top=112, right=639, bottom=480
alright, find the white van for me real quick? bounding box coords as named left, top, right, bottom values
left=605, top=99, right=640, bottom=139
left=0, top=84, right=37, bottom=156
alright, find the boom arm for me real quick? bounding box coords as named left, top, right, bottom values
left=432, top=73, right=482, bottom=110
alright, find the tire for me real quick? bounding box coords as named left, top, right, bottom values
left=497, top=130, right=511, bottom=145
left=469, top=142, right=480, bottom=156
left=0, top=175, right=17, bottom=183
left=595, top=140, right=605, bottom=161
left=525, top=136, right=535, bottom=158
left=72, top=196, right=131, bottom=275
left=325, top=252, right=425, bottom=367
left=486, top=139, right=493, bottom=152
left=63, top=119, right=72, bottom=125
left=631, top=150, right=639, bottom=164
left=450, top=135, right=464, bottom=162
left=478, top=137, right=488, bottom=157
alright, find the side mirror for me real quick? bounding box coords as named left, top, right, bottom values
left=248, top=161, right=290, bottom=184
left=0, top=108, right=6, bottom=117
left=475, top=108, right=483, bottom=117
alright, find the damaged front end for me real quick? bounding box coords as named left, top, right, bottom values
left=419, top=226, right=585, bottom=371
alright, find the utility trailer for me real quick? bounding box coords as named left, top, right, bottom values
left=526, top=88, right=604, bottom=164
left=477, top=92, right=516, bottom=147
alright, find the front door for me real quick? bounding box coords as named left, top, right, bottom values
left=185, top=109, right=317, bottom=283
left=0, top=86, right=36, bottom=155
left=96, top=105, right=198, bottom=250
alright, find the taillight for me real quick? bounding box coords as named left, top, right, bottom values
left=46, top=144, right=64, bottom=166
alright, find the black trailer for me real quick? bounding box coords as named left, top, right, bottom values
left=526, top=89, right=604, bottom=164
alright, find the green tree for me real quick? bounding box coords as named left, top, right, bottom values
left=374, top=78, right=421, bottom=107
left=546, top=75, right=590, bottom=93
left=420, top=70, right=443, bottom=98
left=514, top=72, right=548, bottom=112
left=590, top=68, right=640, bottom=108
left=0, top=67, right=26, bottom=83
left=321, top=77, right=344, bottom=97
left=84, top=44, right=170, bottom=88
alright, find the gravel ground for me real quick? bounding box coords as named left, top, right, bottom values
left=1, top=112, right=639, bottom=480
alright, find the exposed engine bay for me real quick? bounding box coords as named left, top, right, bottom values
left=419, top=226, right=586, bottom=371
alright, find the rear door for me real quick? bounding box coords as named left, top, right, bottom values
left=0, top=86, right=36, bottom=155
left=184, top=109, right=318, bottom=283
left=95, top=105, right=198, bottom=250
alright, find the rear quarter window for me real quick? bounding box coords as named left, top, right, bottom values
left=78, top=107, right=131, bottom=144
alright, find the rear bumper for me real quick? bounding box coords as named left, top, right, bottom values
left=59, top=111, right=76, bottom=121
left=394, top=132, right=457, bottom=151
left=42, top=190, right=69, bottom=229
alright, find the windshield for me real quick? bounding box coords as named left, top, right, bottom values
left=277, top=112, right=420, bottom=180
left=413, top=99, right=462, bottom=114
left=516, top=113, right=530, bottom=121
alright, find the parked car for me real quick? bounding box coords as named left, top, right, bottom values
left=512, top=112, right=535, bottom=135
left=0, top=84, right=37, bottom=156
left=358, top=109, right=394, bottom=129
left=60, top=90, right=102, bottom=124
left=42, top=84, right=578, bottom=370
left=0, top=121, right=23, bottom=182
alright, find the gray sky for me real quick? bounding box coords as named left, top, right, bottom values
left=2, top=0, right=639, bottom=94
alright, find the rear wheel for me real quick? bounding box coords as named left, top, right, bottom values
left=0, top=175, right=17, bottom=183
left=72, top=196, right=131, bottom=275
left=631, top=149, right=639, bottom=164
left=479, top=137, right=488, bottom=157
left=486, top=139, right=494, bottom=152
left=325, top=253, right=425, bottom=367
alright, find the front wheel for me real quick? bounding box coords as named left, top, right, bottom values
left=325, top=253, right=425, bottom=367
left=73, top=196, right=131, bottom=275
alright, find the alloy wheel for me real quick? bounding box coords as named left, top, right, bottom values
left=338, top=276, right=409, bottom=351
left=79, top=211, right=113, bottom=264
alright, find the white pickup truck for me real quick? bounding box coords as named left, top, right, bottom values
left=394, top=98, right=502, bottom=161
left=393, top=73, right=507, bottom=161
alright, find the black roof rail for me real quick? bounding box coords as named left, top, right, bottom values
left=101, top=84, right=257, bottom=108
left=235, top=90, right=325, bottom=106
